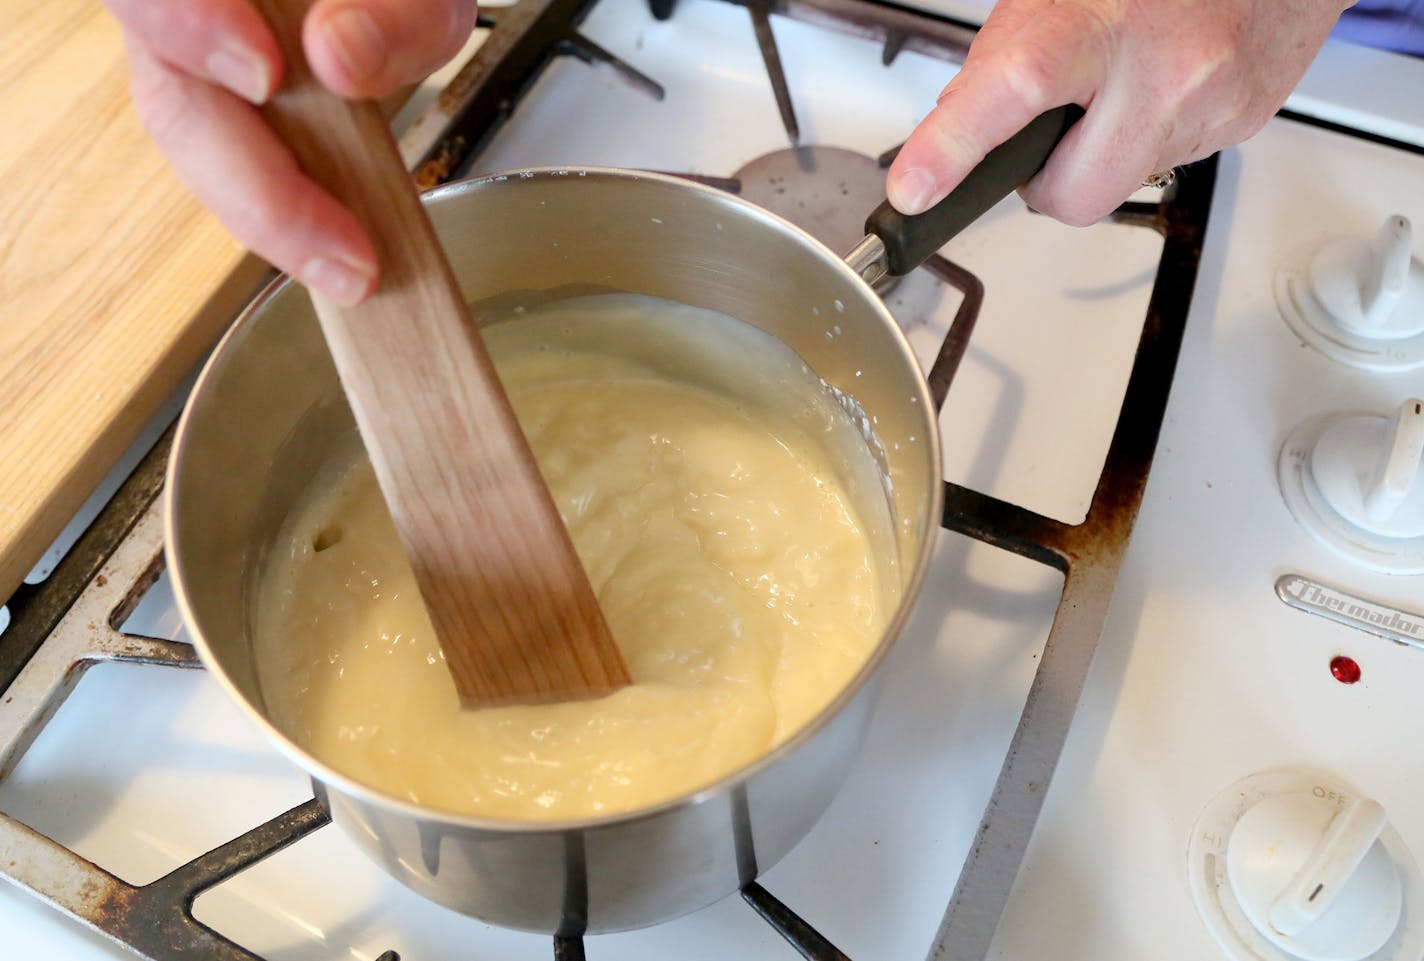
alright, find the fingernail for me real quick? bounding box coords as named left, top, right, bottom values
left=323, top=7, right=387, bottom=83
left=888, top=168, right=938, bottom=215
left=206, top=43, right=272, bottom=104
left=301, top=256, right=375, bottom=306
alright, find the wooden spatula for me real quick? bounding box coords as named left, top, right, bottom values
left=249, top=0, right=630, bottom=706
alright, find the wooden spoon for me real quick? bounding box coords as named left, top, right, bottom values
left=248, top=0, right=630, bottom=706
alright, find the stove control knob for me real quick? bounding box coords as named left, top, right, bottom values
left=1227, top=794, right=1403, bottom=961
left=1276, top=215, right=1424, bottom=370
left=1190, top=771, right=1424, bottom=961
left=1279, top=399, right=1424, bottom=572
left=1309, top=216, right=1421, bottom=339
left=1311, top=398, right=1424, bottom=539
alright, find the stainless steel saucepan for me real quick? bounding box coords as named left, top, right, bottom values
left=165, top=108, right=1077, bottom=932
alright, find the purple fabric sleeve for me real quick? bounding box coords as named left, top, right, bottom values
left=1332, top=0, right=1424, bottom=56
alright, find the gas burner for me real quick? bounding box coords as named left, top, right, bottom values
left=723, top=144, right=982, bottom=396
left=733, top=146, right=887, bottom=261
left=660, top=147, right=978, bottom=342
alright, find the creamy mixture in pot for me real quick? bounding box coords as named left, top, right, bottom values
left=254, top=294, right=895, bottom=821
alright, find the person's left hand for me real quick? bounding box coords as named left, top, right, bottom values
left=108, top=0, right=478, bottom=304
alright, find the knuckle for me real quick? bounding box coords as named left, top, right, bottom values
left=1025, top=190, right=1101, bottom=227
left=419, top=0, right=469, bottom=65
left=1180, top=134, right=1209, bottom=161
left=997, top=47, right=1056, bottom=111
left=223, top=193, right=285, bottom=251
left=230, top=175, right=322, bottom=253
left=1053, top=198, right=1107, bottom=228
left=924, top=115, right=984, bottom=173
left=1170, top=30, right=1240, bottom=101
left=1214, top=80, right=1257, bottom=129
left=987, top=0, right=1113, bottom=115
left=1160, top=71, right=1260, bottom=162
left=385, top=0, right=479, bottom=78
left=435, top=21, right=473, bottom=64
left=130, top=64, right=192, bottom=148
left=442, top=2, right=480, bottom=56
left=449, top=0, right=480, bottom=34
left=1024, top=159, right=1120, bottom=228
left=1221, top=107, right=1271, bottom=146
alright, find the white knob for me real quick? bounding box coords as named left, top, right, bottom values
left=1310, top=399, right=1424, bottom=539
left=1228, top=794, right=1403, bottom=961
left=1309, top=215, right=1424, bottom=339
left=1269, top=798, right=1388, bottom=936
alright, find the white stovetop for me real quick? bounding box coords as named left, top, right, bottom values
left=989, top=113, right=1424, bottom=958
left=4, top=1, right=1424, bottom=959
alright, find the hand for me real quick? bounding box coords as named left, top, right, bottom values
left=886, top=0, right=1349, bottom=225
left=108, top=0, right=478, bottom=304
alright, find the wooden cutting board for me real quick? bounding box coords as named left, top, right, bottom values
left=0, top=0, right=269, bottom=602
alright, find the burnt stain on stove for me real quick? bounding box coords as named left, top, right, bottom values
left=413, top=136, right=468, bottom=191
left=436, top=59, right=494, bottom=116
left=4, top=797, right=335, bottom=960
left=106, top=551, right=165, bottom=631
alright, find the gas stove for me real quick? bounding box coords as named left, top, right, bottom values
left=3, top=1, right=1424, bottom=959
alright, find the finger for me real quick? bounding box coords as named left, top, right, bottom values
left=886, top=2, right=1107, bottom=215
left=1017, top=78, right=1173, bottom=225
left=303, top=0, right=479, bottom=99
left=105, top=0, right=282, bottom=104
left=126, top=35, right=377, bottom=305
left=1018, top=26, right=1242, bottom=225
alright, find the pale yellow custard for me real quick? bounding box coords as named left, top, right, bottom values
left=255, top=295, right=895, bottom=821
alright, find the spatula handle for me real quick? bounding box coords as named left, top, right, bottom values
left=249, top=0, right=629, bottom=704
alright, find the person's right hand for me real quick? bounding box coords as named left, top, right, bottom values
left=885, top=0, right=1349, bottom=227
left=107, top=0, right=478, bottom=305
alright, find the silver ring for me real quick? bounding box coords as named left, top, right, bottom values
left=1141, top=169, right=1177, bottom=189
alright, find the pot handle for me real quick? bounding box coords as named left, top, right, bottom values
left=863, top=105, right=1084, bottom=278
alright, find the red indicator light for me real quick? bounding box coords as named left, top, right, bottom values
left=1330, top=655, right=1362, bottom=685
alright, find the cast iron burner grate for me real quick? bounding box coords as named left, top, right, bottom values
left=0, top=0, right=1217, bottom=958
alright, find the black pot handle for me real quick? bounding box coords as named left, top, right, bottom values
left=864, top=104, right=1084, bottom=277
